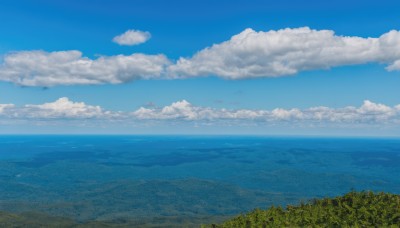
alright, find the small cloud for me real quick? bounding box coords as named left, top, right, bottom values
left=0, top=104, right=15, bottom=114
left=24, top=97, right=105, bottom=119
left=112, top=29, right=151, bottom=46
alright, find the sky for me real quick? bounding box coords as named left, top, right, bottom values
left=0, top=0, right=400, bottom=135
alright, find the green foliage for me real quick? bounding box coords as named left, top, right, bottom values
left=206, top=191, right=400, bottom=227
left=2, top=191, right=400, bottom=227
left=0, top=210, right=228, bottom=228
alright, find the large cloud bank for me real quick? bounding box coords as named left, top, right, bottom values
left=1, top=27, right=400, bottom=86
left=169, top=27, right=400, bottom=79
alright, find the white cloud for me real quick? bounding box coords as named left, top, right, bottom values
left=1, top=27, right=400, bottom=86
left=387, top=59, right=400, bottom=71
left=0, top=104, right=14, bottom=114
left=133, top=100, right=218, bottom=120
left=270, top=108, right=304, bottom=120
left=168, top=27, right=400, bottom=79
left=23, top=97, right=106, bottom=119
left=112, top=29, right=151, bottom=46
left=1, top=98, right=400, bottom=126
left=0, top=50, right=170, bottom=86
left=358, top=100, right=393, bottom=114
left=132, top=99, right=400, bottom=125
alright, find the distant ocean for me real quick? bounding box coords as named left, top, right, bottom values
left=1, top=135, right=399, bottom=225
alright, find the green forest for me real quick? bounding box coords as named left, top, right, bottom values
left=206, top=191, right=400, bottom=227
left=1, top=191, right=399, bottom=227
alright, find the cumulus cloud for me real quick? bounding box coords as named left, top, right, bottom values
left=1, top=98, right=400, bottom=126
left=387, top=59, right=400, bottom=71
left=0, top=97, right=117, bottom=119
left=132, top=99, right=400, bottom=125
left=23, top=97, right=107, bottom=119
left=112, top=29, right=151, bottom=46
left=133, top=100, right=227, bottom=120
left=168, top=27, right=400, bottom=79
left=0, top=104, right=14, bottom=114
left=0, top=50, right=170, bottom=86
left=1, top=27, right=400, bottom=86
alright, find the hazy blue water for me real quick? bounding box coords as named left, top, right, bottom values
left=0, top=135, right=400, bottom=224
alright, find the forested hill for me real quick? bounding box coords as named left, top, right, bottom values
left=205, top=191, right=400, bottom=227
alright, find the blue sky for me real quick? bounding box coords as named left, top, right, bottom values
left=0, top=0, right=400, bottom=135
